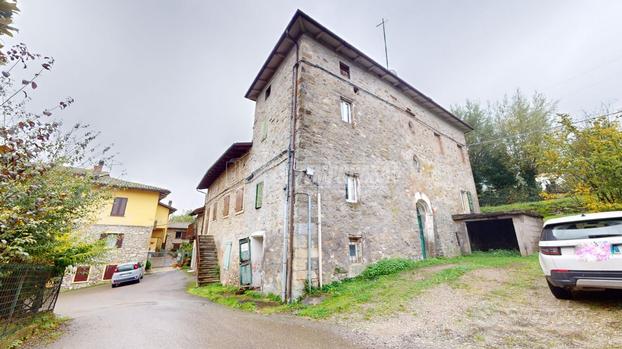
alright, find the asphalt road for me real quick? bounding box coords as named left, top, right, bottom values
left=44, top=270, right=357, bottom=349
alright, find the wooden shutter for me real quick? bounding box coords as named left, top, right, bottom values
left=110, top=197, right=128, bottom=216
left=223, top=195, right=230, bottom=217
left=255, top=182, right=263, bottom=209
left=235, top=187, right=244, bottom=213
left=74, top=266, right=90, bottom=282
left=103, top=265, right=117, bottom=280
left=116, top=234, right=124, bottom=248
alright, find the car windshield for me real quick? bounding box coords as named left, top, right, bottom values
left=116, top=264, right=135, bottom=272
left=543, top=219, right=622, bottom=241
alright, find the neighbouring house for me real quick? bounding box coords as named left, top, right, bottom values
left=165, top=222, right=191, bottom=251
left=195, top=10, right=479, bottom=301
left=62, top=162, right=173, bottom=289
left=150, top=200, right=177, bottom=252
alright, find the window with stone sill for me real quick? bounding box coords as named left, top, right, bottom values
left=349, top=237, right=362, bottom=263
left=340, top=98, right=352, bottom=124
left=345, top=174, right=359, bottom=203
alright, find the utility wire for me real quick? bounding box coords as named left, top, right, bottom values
left=467, top=109, right=622, bottom=148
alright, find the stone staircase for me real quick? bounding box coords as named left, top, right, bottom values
left=197, top=235, right=220, bottom=286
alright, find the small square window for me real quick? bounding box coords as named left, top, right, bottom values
left=339, top=62, right=350, bottom=79
left=348, top=237, right=362, bottom=263
left=345, top=174, right=359, bottom=203
left=175, top=231, right=183, bottom=239
left=265, top=85, right=271, bottom=100
left=340, top=99, right=352, bottom=124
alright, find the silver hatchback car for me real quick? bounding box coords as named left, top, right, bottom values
left=111, top=262, right=144, bottom=287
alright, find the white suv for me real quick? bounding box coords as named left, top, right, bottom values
left=539, top=211, right=622, bottom=299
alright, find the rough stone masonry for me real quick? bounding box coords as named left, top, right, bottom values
left=197, top=11, right=479, bottom=299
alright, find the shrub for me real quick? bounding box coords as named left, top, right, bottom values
left=359, top=258, right=418, bottom=280
left=145, top=259, right=152, bottom=270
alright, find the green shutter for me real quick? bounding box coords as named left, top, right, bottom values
left=255, top=182, right=264, bottom=209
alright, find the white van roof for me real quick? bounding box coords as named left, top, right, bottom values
left=544, top=211, right=622, bottom=227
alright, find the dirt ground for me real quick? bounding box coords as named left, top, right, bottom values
left=338, top=263, right=622, bottom=349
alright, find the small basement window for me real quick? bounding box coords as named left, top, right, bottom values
left=265, top=85, right=271, bottom=100
left=339, top=62, right=350, bottom=79
left=345, top=174, right=359, bottom=203
left=348, top=237, right=362, bottom=263
left=340, top=99, right=352, bottom=124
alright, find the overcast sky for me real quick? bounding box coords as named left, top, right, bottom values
left=11, top=0, right=622, bottom=212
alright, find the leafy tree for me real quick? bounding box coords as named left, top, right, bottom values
left=453, top=91, right=556, bottom=205
left=0, top=0, right=19, bottom=60
left=170, top=212, right=194, bottom=223
left=539, top=114, right=622, bottom=211
left=0, top=44, right=112, bottom=270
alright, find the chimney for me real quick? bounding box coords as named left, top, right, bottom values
left=93, top=160, right=104, bottom=175
left=168, top=200, right=172, bottom=207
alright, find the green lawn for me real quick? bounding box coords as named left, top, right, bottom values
left=188, top=251, right=537, bottom=319
left=480, top=196, right=585, bottom=219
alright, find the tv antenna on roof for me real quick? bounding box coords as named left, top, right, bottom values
left=376, top=18, right=389, bottom=70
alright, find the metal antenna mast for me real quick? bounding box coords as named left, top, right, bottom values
left=376, top=18, right=389, bottom=69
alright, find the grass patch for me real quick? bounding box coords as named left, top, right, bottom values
left=0, top=312, right=68, bottom=349
left=481, top=196, right=585, bottom=220
left=187, top=251, right=536, bottom=320
left=187, top=283, right=281, bottom=313
left=297, top=251, right=530, bottom=319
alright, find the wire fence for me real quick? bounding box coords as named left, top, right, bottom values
left=0, top=264, right=62, bottom=339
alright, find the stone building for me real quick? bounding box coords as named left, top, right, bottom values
left=62, top=164, right=173, bottom=289
left=165, top=222, right=191, bottom=251
left=196, top=10, right=479, bottom=300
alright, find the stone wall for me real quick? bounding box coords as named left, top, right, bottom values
left=202, top=33, right=480, bottom=299
left=62, top=224, right=152, bottom=289
left=202, top=47, right=297, bottom=296
left=165, top=229, right=189, bottom=251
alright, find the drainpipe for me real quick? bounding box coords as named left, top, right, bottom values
left=295, top=192, right=312, bottom=290
left=280, top=184, right=288, bottom=302
left=317, top=191, right=323, bottom=288
left=284, top=30, right=300, bottom=302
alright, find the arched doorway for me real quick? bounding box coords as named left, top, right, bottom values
left=415, top=193, right=435, bottom=258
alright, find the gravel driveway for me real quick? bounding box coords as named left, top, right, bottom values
left=42, top=270, right=357, bottom=349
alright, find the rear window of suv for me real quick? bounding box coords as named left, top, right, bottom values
left=116, top=264, right=135, bottom=272
left=541, top=219, right=622, bottom=241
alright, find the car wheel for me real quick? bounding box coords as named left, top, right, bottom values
left=111, top=284, right=116, bottom=288
left=137, top=278, right=141, bottom=283
left=547, top=280, right=573, bottom=300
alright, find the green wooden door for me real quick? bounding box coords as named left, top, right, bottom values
left=416, top=206, right=427, bottom=259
